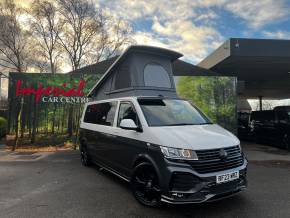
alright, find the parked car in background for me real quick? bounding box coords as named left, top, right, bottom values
left=274, top=106, right=290, bottom=112
left=238, top=112, right=251, bottom=140
left=250, top=107, right=290, bottom=150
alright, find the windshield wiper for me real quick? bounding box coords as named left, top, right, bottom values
left=165, top=123, right=194, bottom=126
left=164, top=122, right=213, bottom=126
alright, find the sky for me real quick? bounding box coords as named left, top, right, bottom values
left=97, top=0, right=290, bottom=64
left=13, top=0, right=290, bottom=64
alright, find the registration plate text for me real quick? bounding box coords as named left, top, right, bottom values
left=216, top=171, right=239, bottom=184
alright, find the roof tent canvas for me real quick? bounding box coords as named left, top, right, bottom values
left=88, top=45, right=183, bottom=100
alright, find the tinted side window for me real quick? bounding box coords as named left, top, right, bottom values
left=118, top=102, right=139, bottom=126
left=84, top=102, right=117, bottom=126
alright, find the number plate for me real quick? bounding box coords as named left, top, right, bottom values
left=216, top=171, right=239, bottom=184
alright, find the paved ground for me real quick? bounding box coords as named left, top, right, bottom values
left=1, top=142, right=290, bottom=218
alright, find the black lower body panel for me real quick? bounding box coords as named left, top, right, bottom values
left=160, top=160, right=248, bottom=204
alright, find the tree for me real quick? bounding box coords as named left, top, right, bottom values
left=0, top=0, right=31, bottom=73
left=56, top=0, right=102, bottom=137
left=30, top=58, right=51, bottom=73
left=87, top=15, right=134, bottom=63
left=177, top=76, right=237, bottom=133
left=56, top=0, right=134, bottom=70
left=29, top=0, right=63, bottom=74
left=56, top=0, right=103, bottom=70
left=0, top=0, right=32, bottom=150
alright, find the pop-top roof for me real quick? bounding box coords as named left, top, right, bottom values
left=87, top=45, right=184, bottom=100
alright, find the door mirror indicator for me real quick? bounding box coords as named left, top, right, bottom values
left=120, top=119, right=138, bottom=131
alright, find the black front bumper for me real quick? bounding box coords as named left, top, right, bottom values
left=159, top=159, right=248, bottom=204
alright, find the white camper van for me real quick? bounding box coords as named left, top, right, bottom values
left=79, top=46, right=247, bottom=207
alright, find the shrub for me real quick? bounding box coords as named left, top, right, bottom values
left=0, top=117, right=7, bottom=138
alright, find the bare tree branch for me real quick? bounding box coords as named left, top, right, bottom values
left=28, top=0, right=63, bottom=73
left=0, top=0, right=31, bottom=73
left=56, top=0, right=134, bottom=70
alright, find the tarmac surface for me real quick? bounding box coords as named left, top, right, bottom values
left=1, top=142, right=290, bottom=218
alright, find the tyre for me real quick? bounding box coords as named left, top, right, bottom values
left=131, top=163, right=161, bottom=207
left=80, top=144, right=92, bottom=166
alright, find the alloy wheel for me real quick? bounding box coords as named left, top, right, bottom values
left=131, top=163, right=161, bottom=207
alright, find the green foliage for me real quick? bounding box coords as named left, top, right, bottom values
left=0, top=116, right=7, bottom=138
left=177, top=76, right=237, bottom=133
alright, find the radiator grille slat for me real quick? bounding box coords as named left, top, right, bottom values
left=189, top=146, right=244, bottom=174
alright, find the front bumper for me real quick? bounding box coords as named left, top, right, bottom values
left=159, top=159, right=248, bottom=204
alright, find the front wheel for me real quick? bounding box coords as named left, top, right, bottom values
left=131, top=163, right=161, bottom=207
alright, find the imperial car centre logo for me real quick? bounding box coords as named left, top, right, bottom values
left=15, top=79, right=90, bottom=104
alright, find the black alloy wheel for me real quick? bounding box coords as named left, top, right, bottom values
left=131, top=163, right=161, bottom=207
left=80, top=145, right=91, bottom=166
left=281, top=134, right=290, bottom=151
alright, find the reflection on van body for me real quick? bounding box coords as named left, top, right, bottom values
left=79, top=97, right=248, bottom=206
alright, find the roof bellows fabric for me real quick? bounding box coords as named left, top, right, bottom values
left=88, top=45, right=183, bottom=100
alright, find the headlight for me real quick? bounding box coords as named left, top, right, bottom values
left=160, top=146, right=198, bottom=160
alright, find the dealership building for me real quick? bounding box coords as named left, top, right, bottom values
left=199, top=38, right=290, bottom=110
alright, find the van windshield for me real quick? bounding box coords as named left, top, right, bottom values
left=138, top=98, right=212, bottom=126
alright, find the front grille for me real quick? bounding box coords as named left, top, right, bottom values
left=189, top=146, right=244, bottom=174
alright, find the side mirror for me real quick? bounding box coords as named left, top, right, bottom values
left=120, top=119, right=138, bottom=131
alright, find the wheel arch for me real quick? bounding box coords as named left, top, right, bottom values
left=132, top=154, right=162, bottom=184
left=79, top=136, right=88, bottom=150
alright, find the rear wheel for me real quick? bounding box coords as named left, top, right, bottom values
left=131, top=163, right=161, bottom=207
left=80, top=145, right=92, bottom=166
